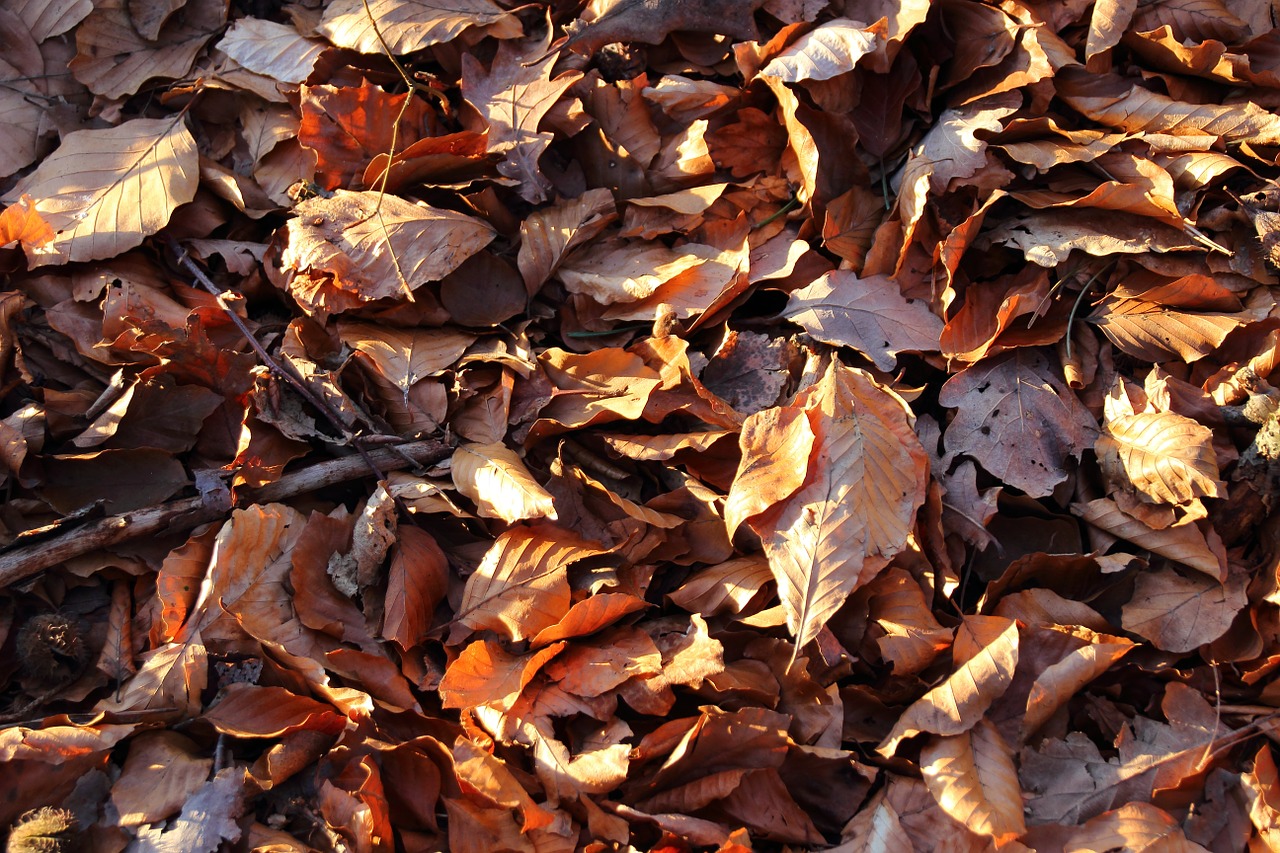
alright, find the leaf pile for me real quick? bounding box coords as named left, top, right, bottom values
left=3, top=0, right=1280, bottom=850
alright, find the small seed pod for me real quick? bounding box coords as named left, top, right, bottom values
left=15, top=614, right=90, bottom=688
left=5, top=807, right=81, bottom=853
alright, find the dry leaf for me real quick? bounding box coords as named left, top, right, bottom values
left=5, top=118, right=198, bottom=267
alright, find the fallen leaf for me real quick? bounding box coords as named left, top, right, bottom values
left=4, top=118, right=198, bottom=267
left=938, top=350, right=1098, bottom=498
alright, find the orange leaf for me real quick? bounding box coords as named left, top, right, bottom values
left=0, top=195, right=53, bottom=249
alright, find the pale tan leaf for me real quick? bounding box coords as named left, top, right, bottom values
left=984, top=209, right=1202, bottom=266
left=920, top=720, right=1026, bottom=845
left=758, top=18, right=882, bottom=82
left=523, top=718, right=631, bottom=799
left=318, top=0, right=517, bottom=54
left=1073, top=498, right=1224, bottom=579
left=1086, top=0, right=1137, bottom=63
left=1098, top=412, right=1224, bottom=505
left=737, top=362, right=928, bottom=662
left=667, top=555, right=774, bottom=617
left=1056, top=66, right=1280, bottom=144
left=214, top=18, right=325, bottom=85
left=782, top=271, right=944, bottom=371
left=1065, top=801, right=1209, bottom=853
left=69, top=0, right=225, bottom=98
left=834, top=790, right=913, bottom=853
left=4, top=117, right=198, bottom=267
left=9, top=0, right=92, bottom=40
left=336, top=322, right=475, bottom=393
left=557, top=238, right=720, bottom=304
left=98, top=639, right=207, bottom=717
left=452, top=441, right=557, bottom=523
left=879, top=616, right=1019, bottom=756
left=452, top=525, right=609, bottom=643
left=1241, top=745, right=1280, bottom=851
left=128, top=767, right=246, bottom=853
left=452, top=739, right=557, bottom=831
left=0, top=10, right=47, bottom=178
left=1121, top=566, right=1246, bottom=653
left=279, top=189, right=494, bottom=314
left=517, top=188, right=616, bottom=294
left=111, top=732, right=212, bottom=828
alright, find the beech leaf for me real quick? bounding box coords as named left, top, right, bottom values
left=4, top=117, right=198, bottom=267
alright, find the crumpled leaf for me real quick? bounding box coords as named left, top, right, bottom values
left=462, top=38, right=584, bottom=203
left=278, top=189, right=495, bottom=315
left=758, top=18, right=882, bottom=82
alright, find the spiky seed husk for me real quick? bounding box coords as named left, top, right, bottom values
left=6, top=807, right=80, bottom=853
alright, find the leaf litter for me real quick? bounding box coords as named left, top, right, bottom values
left=3, top=0, right=1280, bottom=849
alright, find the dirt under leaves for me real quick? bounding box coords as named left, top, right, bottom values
left=3, top=0, right=1280, bottom=850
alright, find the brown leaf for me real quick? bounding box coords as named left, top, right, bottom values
left=462, top=38, right=583, bottom=203
left=203, top=683, right=346, bottom=738
left=451, top=441, right=557, bottom=523
left=782, top=270, right=944, bottom=370
left=562, top=0, right=764, bottom=55
left=383, top=525, right=448, bottom=651
left=1121, top=566, right=1246, bottom=653
left=1073, top=497, right=1225, bottom=579
left=40, top=448, right=189, bottom=514
left=69, top=0, right=225, bottom=98
left=451, top=524, right=610, bottom=643
left=1021, top=684, right=1227, bottom=824
left=938, top=350, right=1098, bottom=498
left=300, top=82, right=436, bottom=191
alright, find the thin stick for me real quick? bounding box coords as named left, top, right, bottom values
left=0, top=439, right=451, bottom=589
left=164, top=237, right=394, bottom=485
